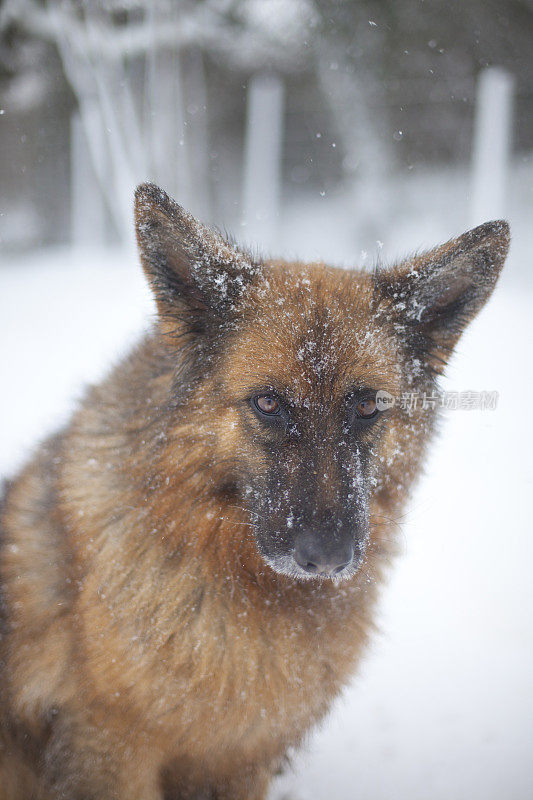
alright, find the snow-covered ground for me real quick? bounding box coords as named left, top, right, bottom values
left=1, top=171, right=532, bottom=799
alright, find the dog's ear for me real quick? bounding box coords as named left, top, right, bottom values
left=374, top=220, right=510, bottom=372
left=135, top=183, right=259, bottom=339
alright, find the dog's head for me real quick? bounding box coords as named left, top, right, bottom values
left=135, top=183, right=509, bottom=582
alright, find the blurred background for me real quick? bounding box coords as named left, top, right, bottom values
left=2, top=0, right=533, bottom=257
left=1, top=2, right=532, bottom=799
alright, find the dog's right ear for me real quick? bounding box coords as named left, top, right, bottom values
left=134, top=183, right=259, bottom=339
left=374, top=220, right=510, bottom=373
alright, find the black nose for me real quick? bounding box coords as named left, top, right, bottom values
left=294, top=532, right=354, bottom=577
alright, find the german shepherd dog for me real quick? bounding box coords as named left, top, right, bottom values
left=0, top=183, right=509, bottom=799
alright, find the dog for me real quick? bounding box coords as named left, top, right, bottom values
left=0, top=183, right=509, bottom=798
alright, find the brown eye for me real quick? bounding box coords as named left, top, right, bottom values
left=254, top=395, right=280, bottom=415
left=355, top=397, right=377, bottom=418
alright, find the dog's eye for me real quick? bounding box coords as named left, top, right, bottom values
left=355, top=397, right=377, bottom=418
left=346, top=392, right=380, bottom=427
left=253, top=394, right=281, bottom=416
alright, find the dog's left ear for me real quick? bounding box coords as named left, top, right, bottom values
left=374, top=220, right=510, bottom=371
left=134, top=183, right=259, bottom=340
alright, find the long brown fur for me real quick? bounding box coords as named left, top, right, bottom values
left=0, top=184, right=509, bottom=799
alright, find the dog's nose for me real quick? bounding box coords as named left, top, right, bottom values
left=294, top=532, right=354, bottom=576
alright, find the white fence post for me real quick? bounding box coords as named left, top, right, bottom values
left=70, top=107, right=108, bottom=247
left=470, top=67, right=515, bottom=226
left=242, top=72, right=285, bottom=251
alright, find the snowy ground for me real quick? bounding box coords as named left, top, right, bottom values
left=1, top=173, right=532, bottom=799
